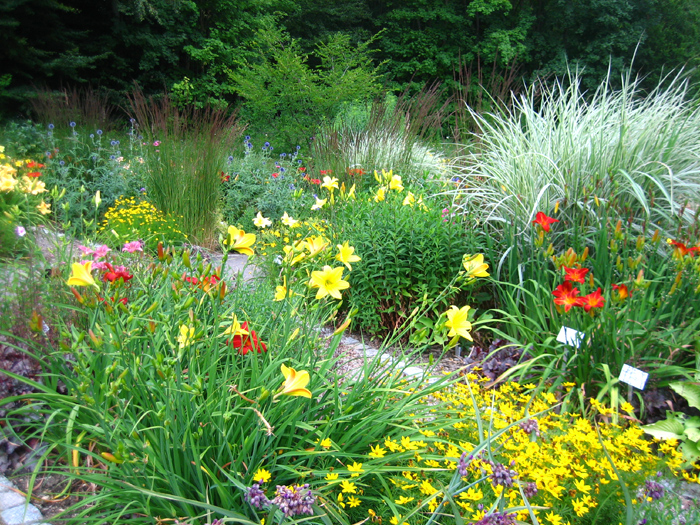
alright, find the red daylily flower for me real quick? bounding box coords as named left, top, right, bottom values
left=230, top=321, right=267, bottom=355
left=220, top=171, right=230, bottom=182
left=298, top=167, right=306, bottom=173
left=26, top=161, right=45, bottom=168
left=271, top=172, right=279, bottom=178
left=103, top=263, right=133, bottom=283
left=98, top=296, right=128, bottom=305
left=580, top=288, right=605, bottom=312
left=612, top=283, right=629, bottom=300
left=347, top=168, right=365, bottom=176
left=668, top=239, right=699, bottom=259
left=320, top=170, right=333, bottom=175
left=552, top=281, right=583, bottom=312
left=532, top=211, right=559, bottom=232
left=26, top=172, right=42, bottom=178
left=563, top=266, right=589, bottom=284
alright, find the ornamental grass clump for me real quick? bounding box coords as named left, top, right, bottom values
left=127, top=89, right=244, bottom=247
left=447, top=69, right=700, bottom=237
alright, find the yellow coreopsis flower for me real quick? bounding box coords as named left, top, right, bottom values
left=340, top=480, right=357, bottom=494
left=253, top=468, right=271, bottom=484
left=389, top=174, right=404, bottom=192
left=321, top=176, right=339, bottom=191
left=335, top=241, right=361, bottom=270
left=347, top=461, right=364, bottom=477
left=326, top=472, right=339, bottom=481
left=309, top=265, right=350, bottom=300
left=278, top=364, right=312, bottom=398
left=225, top=225, right=256, bottom=256
left=66, top=261, right=99, bottom=290
left=445, top=305, right=473, bottom=341
left=281, top=212, right=299, bottom=228
left=253, top=211, right=272, bottom=228
left=36, top=200, right=51, bottom=215
left=462, top=254, right=490, bottom=278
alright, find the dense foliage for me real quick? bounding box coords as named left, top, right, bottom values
left=2, top=0, right=700, bottom=122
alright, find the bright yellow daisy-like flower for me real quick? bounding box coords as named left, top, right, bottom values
left=309, top=265, right=350, bottom=300
left=347, top=461, right=364, bottom=477
left=445, top=305, right=473, bottom=341
left=340, top=480, right=357, bottom=494
left=225, top=225, right=256, bottom=256
left=278, top=364, right=311, bottom=399
left=252, top=468, right=271, bottom=484
left=335, top=241, right=361, bottom=271
left=66, top=261, right=99, bottom=290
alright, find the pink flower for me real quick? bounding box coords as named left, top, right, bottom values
left=93, top=245, right=111, bottom=258
left=78, top=245, right=94, bottom=256
left=91, top=261, right=109, bottom=271
left=153, top=141, right=161, bottom=147
left=122, top=241, right=144, bottom=253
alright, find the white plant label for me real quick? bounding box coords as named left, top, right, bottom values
left=618, top=364, right=648, bottom=390
left=556, top=326, right=585, bottom=348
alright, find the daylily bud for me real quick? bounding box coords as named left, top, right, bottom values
left=636, top=235, right=645, bottom=251
left=651, top=229, right=660, bottom=244
left=614, top=219, right=623, bottom=239
left=182, top=249, right=191, bottom=269
left=157, top=241, right=164, bottom=260
left=616, top=255, right=623, bottom=272
left=580, top=246, right=589, bottom=263
left=100, top=452, right=123, bottom=464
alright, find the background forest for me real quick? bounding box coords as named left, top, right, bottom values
left=2, top=0, right=700, bottom=141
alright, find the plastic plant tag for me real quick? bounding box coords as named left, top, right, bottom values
left=556, top=326, right=585, bottom=348
left=618, top=364, right=648, bottom=390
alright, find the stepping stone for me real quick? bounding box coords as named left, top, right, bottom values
left=403, top=366, right=423, bottom=377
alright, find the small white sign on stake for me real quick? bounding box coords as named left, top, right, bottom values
left=618, top=364, right=648, bottom=390
left=556, top=326, right=585, bottom=348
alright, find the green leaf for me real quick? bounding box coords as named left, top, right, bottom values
left=642, top=416, right=685, bottom=440
left=670, top=381, right=700, bottom=410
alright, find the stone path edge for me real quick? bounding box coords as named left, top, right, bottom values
left=0, top=476, right=51, bottom=525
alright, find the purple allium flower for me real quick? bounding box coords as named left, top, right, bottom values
left=644, top=479, right=664, bottom=501
left=110, top=140, right=118, bottom=146
left=489, top=461, right=517, bottom=488
left=296, top=145, right=301, bottom=150
left=264, top=142, right=270, bottom=148
left=519, top=419, right=540, bottom=438
left=523, top=481, right=538, bottom=499
left=90, top=134, right=94, bottom=138
left=130, top=118, right=136, bottom=124
left=15, top=225, right=26, bottom=237
left=457, top=452, right=468, bottom=477
left=245, top=483, right=270, bottom=509
left=297, top=159, right=302, bottom=165
left=473, top=511, right=516, bottom=525
left=271, top=484, right=315, bottom=517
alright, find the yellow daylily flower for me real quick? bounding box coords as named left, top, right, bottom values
left=445, top=305, right=473, bottom=341
left=305, top=235, right=329, bottom=257
left=335, top=242, right=361, bottom=271
left=309, top=265, right=350, bottom=300
left=374, top=187, right=385, bottom=202
left=321, top=176, right=339, bottom=191
left=36, top=200, right=51, bottom=215
left=462, top=254, right=490, bottom=278
left=281, top=212, right=299, bottom=228
left=253, top=211, right=272, bottom=228
left=225, top=225, right=256, bottom=256
left=221, top=314, right=248, bottom=337
left=177, top=325, right=195, bottom=348
left=66, top=261, right=99, bottom=290
left=403, top=192, right=415, bottom=206
left=274, top=277, right=289, bottom=301
left=389, top=174, right=404, bottom=192
left=278, top=364, right=311, bottom=398
left=311, top=197, right=327, bottom=210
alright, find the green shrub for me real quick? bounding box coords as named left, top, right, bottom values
left=330, top=184, right=480, bottom=337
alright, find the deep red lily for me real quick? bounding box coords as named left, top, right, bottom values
left=532, top=211, right=559, bottom=232
left=563, top=266, right=589, bottom=284
left=103, top=263, right=133, bottom=283
left=580, top=288, right=605, bottom=312
left=552, top=281, right=583, bottom=312
left=231, top=321, right=267, bottom=355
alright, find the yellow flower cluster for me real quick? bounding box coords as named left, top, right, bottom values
left=335, top=377, right=692, bottom=524
left=99, top=196, right=186, bottom=244
left=0, top=147, right=51, bottom=215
